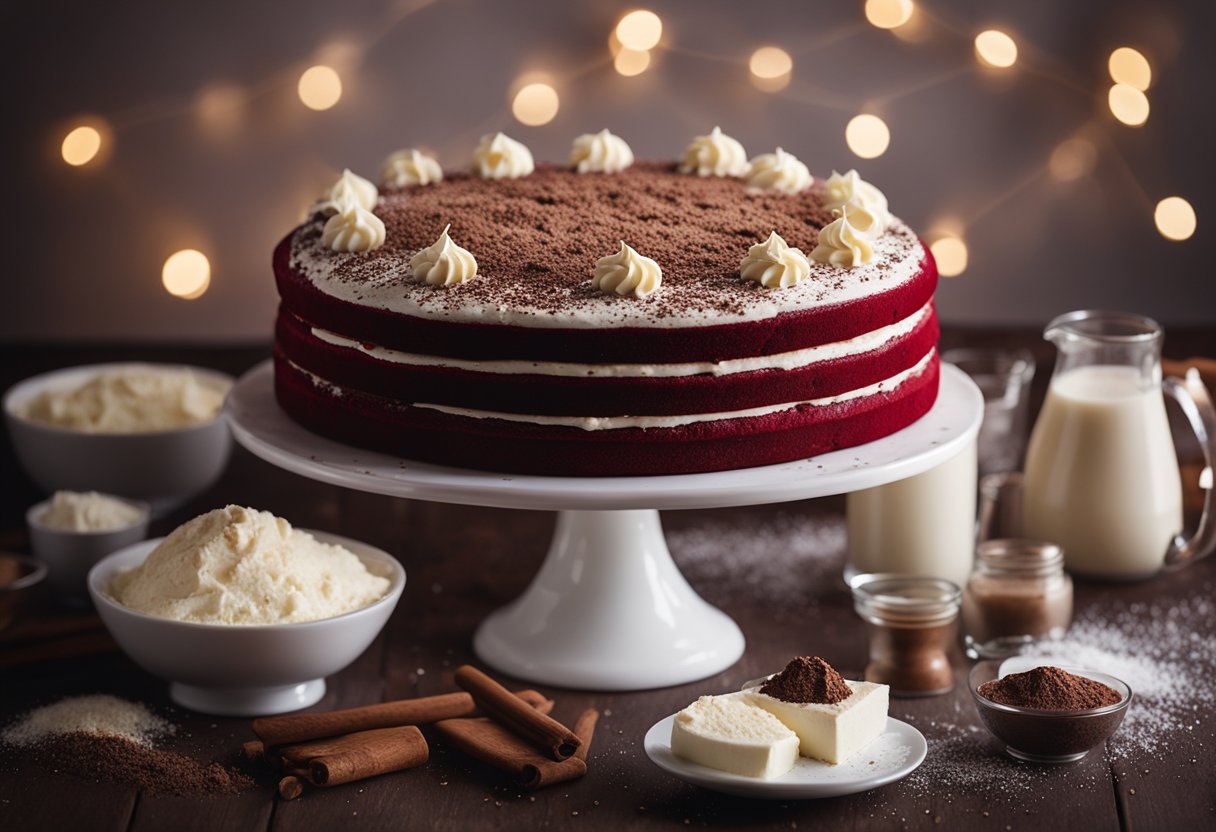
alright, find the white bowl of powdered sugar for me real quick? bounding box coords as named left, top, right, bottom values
left=4, top=362, right=235, bottom=515
left=87, top=505, right=404, bottom=716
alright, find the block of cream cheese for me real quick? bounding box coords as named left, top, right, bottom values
left=746, top=680, right=889, bottom=764
left=670, top=693, right=799, bottom=779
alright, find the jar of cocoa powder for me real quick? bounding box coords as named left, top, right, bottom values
left=962, top=539, right=1072, bottom=660
left=849, top=574, right=961, bottom=697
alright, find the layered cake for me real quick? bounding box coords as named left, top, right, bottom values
left=273, top=129, right=939, bottom=476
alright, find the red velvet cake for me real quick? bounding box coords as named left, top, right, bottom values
left=273, top=139, right=939, bottom=476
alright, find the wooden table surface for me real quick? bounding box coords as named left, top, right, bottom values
left=2, top=331, right=1214, bottom=832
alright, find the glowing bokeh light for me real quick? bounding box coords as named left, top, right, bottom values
left=975, top=30, right=1018, bottom=68
left=865, top=0, right=914, bottom=30
left=512, top=82, right=560, bottom=126
left=162, top=250, right=212, bottom=300
left=1048, top=137, right=1097, bottom=182
left=749, top=46, right=792, bottom=91
left=297, top=65, right=343, bottom=111
left=615, top=10, right=663, bottom=51
left=931, top=236, right=968, bottom=277
left=845, top=114, right=891, bottom=159
left=1108, top=83, right=1150, bottom=126
left=61, top=125, right=103, bottom=167
left=614, top=48, right=651, bottom=77
left=1154, top=197, right=1196, bottom=241
left=1109, top=47, right=1151, bottom=91
left=749, top=46, right=793, bottom=79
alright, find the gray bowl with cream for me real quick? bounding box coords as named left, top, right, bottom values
left=27, top=492, right=151, bottom=605
left=4, top=363, right=235, bottom=515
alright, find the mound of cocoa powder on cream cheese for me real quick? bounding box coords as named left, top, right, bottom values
left=978, top=666, right=1121, bottom=710
left=760, top=656, right=852, bottom=704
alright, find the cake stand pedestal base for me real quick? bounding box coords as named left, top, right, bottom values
left=474, top=509, right=744, bottom=690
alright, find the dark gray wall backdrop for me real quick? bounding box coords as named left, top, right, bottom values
left=1, top=0, right=1212, bottom=342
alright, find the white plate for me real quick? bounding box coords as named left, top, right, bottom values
left=643, top=714, right=926, bottom=800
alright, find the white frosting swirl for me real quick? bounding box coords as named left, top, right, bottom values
left=569, top=129, right=634, bottom=174
left=472, top=132, right=535, bottom=180
left=321, top=203, right=386, bottom=253
left=380, top=149, right=443, bottom=188
left=313, top=169, right=378, bottom=215
left=746, top=147, right=812, bottom=195
left=592, top=242, right=662, bottom=299
left=680, top=126, right=750, bottom=178
left=811, top=207, right=876, bottom=269
left=739, top=231, right=811, bottom=288
left=409, top=224, right=479, bottom=287
left=822, top=170, right=891, bottom=236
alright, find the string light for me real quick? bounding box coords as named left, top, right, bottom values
left=60, top=125, right=104, bottom=167
left=1108, top=84, right=1149, bottom=126
left=845, top=114, right=890, bottom=159
left=930, top=235, right=968, bottom=277
left=614, top=48, right=651, bottom=77
left=512, top=82, right=560, bottom=126
left=1154, top=197, right=1196, bottom=242
left=162, top=250, right=211, bottom=300
left=1048, top=137, right=1097, bottom=182
left=749, top=46, right=793, bottom=92
left=1108, top=47, right=1151, bottom=91
left=975, top=30, right=1018, bottom=68
left=887, top=3, right=927, bottom=41
left=865, top=0, right=914, bottom=30
left=615, top=10, right=663, bottom=51
left=297, top=65, right=343, bottom=111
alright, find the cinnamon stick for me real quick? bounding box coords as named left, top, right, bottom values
left=433, top=718, right=585, bottom=789
left=253, top=688, right=549, bottom=747
left=454, top=665, right=580, bottom=760
left=278, top=726, right=428, bottom=787
left=278, top=775, right=306, bottom=801
left=521, top=708, right=599, bottom=789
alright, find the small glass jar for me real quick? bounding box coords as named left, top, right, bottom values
left=850, top=574, right=962, bottom=697
left=962, top=539, right=1073, bottom=659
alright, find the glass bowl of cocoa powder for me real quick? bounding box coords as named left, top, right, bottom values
left=969, top=661, right=1131, bottom=763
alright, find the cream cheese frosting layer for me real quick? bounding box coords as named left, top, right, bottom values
left=307, top=348, right=937, bottom=432
left=306, top=301, right=933, bottom=379
left=286, top=163, right=928, bottom=331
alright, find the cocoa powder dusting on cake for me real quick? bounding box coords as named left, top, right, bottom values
left=289, top=162, right=922, bottom=324
left=978, top=666, right=1122, bottom=710
left=761, top=656, right=852, bottom=704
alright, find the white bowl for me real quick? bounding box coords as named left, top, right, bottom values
left=4, top=363, right=235, bottom=516
left=87, top=531, right=405, bottom=716
left=27, top=496, right=152, bottom=605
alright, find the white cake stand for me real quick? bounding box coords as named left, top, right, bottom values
left=226, top=361, right=982, bottom=691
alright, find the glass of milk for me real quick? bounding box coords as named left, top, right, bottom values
left=1022, top=310, right=1216, bottom=579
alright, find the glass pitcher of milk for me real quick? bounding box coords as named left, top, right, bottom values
left=1023, top=310, right=1216, bottom=579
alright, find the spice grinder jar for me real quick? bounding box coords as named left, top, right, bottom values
left=850, top=573, right=961, bottom=697
left=963, top=539, right=1072, bottom=659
